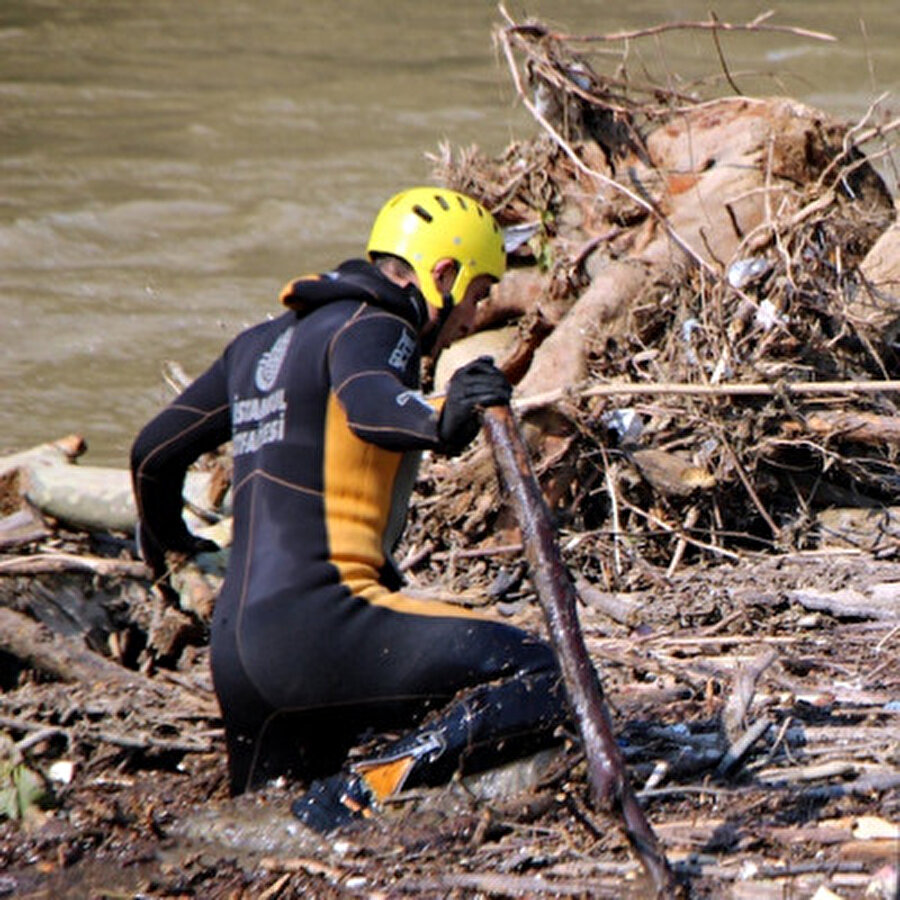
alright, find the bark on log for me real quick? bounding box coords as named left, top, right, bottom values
left=0, top=553, right=149, bottom=578
left=25, top=464, right=143, bottom=532
left=0, top=605, right=152, bottom=691
left=574, top=577, right=648, bottom=626
left=515, top=378, right=900, bottom=415
left=856, top=218, right=900, bottom=332
left=482, top=404, right=679, bottom=899
left=801, top=410, right=900, bottom=446
left=787, top=586, right=900, bottom=621
left=628, top=448, right=716, bottom=498
left=516, top=260, right=647, bottom=400
left=0, top=508, right=51, bottom=551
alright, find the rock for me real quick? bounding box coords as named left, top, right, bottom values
left=461, top=747, right=563, bottom=802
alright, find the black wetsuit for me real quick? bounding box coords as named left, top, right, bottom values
left=132, top=260, right=566, bottom=795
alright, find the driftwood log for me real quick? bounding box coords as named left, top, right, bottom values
left=0, top=605, right=153, bottom=691
left=482, top=404, right=679, bottom=899
left=0, top=436, right=224, bottom=535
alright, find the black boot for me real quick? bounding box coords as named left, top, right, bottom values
left=291, top=669, right=568, bottom=833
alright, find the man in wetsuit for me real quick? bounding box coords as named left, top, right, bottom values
left=131, top=187, right=567, bottom=832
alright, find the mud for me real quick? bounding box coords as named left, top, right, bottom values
left=0, top=553, right=897, bottom=899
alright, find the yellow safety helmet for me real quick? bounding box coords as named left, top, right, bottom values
left=367, top=187, right=506, bottom=309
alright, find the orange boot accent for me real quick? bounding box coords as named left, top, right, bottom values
left=353, top=755, right=417, bottom=802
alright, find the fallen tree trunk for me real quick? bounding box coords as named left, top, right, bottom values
left=0, top=605, right=153, bottom=691
left=482, top=404, right=679, bottom=899
left=0, top=434, right=86, bottom=480
left=24, top=464, right=219, bottom=534
left=1, top=434, right=225, bottom=534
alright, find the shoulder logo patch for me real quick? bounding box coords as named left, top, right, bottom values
left=388, top=331, right=416, bottom=371
left=255, top=327, right=294, bottom=392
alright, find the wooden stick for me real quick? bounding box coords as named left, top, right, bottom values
left=0, top=552, right=149, bottom=578
left=716, top=717, right=772, bottom=777
left=515, top=378, right=900, bottom=413
left=482, top=404, right=679, bottom=899
left=548, top=16, right=837, bottom=45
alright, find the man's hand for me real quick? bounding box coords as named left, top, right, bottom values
left=136, top=522, right=220, bottom=599
left=438, top=356, right=511, bottom=455
left=169, top=533, right=221, bottom=557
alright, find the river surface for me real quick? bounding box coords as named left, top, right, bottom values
left=2, top=0, right=898, bottom=466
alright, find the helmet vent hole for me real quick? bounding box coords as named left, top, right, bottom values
left=412, top=205, right=433, bottom=223
left=435, top=195, right=450, bottom=210
left=457, top=197, right=468, bottom=210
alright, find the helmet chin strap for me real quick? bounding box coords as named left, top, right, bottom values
left=438, top=290, right=455, bottom=330
left=419, top=291, right=456, bottom=358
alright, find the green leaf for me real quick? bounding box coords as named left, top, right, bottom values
left=0, top=763, right=47, bottom=822
left=0, top=783, right=18, bottom=821
left=15, top=765, right=46, bottom=816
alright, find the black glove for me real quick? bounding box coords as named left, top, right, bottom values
left=438, top=356, right=511, bottom=455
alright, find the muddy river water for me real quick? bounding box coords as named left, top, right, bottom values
left=2, top=0, right=898, bottom=465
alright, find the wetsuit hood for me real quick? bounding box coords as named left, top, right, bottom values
left=280, top=259, right=429, bottom=332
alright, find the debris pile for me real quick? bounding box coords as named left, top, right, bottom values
left=1, top=12, right=899, bottom=899
left=407, top=10, right=900, bottom=589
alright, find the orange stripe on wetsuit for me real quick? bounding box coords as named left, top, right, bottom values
left=323, top=389, right=479, bottom=618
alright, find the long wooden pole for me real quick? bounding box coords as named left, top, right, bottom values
left=482, top=404, right=679, bottom=899
left=515, top=378, right=900, bottom=413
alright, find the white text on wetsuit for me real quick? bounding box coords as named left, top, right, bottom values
left=232, top=388, right=286, bottom=456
